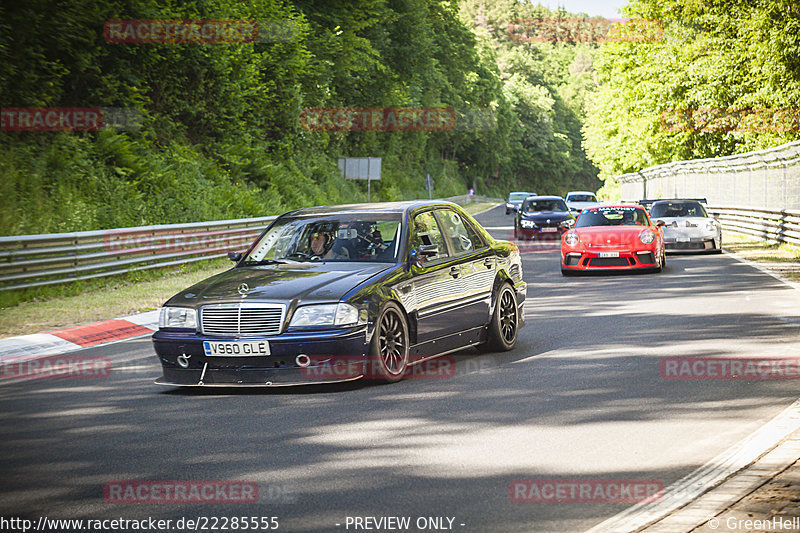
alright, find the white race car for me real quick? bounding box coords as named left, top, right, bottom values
left=647, top=199, right=722, bottom=253
left=565, top=191, right=601, bottom=217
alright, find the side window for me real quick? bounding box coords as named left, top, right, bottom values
left=435, top=209, right=484, bottom=255
left=411, top=211, right=449, bottom=263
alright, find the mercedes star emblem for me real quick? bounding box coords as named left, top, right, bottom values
left=238, top=283, right=249, bottom=295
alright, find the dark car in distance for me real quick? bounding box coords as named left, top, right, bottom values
left=514, top=196, right=574, bottom=241
left=505, top=191, right=536, bottom=215
left=153, top=201, right=526, bottom=387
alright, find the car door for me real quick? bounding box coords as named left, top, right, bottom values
left=433, top=208, right=494, bottom=330
left=407, top=210, right=461, bottom=345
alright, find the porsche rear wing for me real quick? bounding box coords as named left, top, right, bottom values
left=638, top=198, right=708, bottom=212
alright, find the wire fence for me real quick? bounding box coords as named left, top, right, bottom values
left=617, top=140, right=800, bottom=210
left=0, top=195, right=499, bottom=292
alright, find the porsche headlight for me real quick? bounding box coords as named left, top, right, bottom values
left=289, top=303, right=360, bottom=328
left=640, top=230, right=656, bottom=244
left=564, top=232, right=579, bottom=246
left=705, top=220, right=718, bottom=231
left=159, top=307, right=197, bottom=329
left=520, top=220, right=535, bottom=228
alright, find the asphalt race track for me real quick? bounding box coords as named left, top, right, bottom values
left=1, top=204, right=799, bottom=533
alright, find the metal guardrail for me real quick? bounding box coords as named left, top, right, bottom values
left=0, top=195, right=502, bottom=292
left=0, top=217, right=276, bottom=291
left=706, top=206, right=800, bottom=247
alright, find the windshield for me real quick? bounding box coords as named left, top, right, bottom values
left=650, top=202, right=708, bottom=218
left=524, top=199, right=568, bottom=212
left=244, top=213, right=402, bottom=263
left=575, top=207, right=650, bottom=227
left=509, top=192, right=533, bottom=201
left=567, top=194, right=597, bottom=202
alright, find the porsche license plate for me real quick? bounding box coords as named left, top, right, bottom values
left=598, top=252, right=619, bottom=258
left=540, top=227, right=557, bottom=233
left=203, top=341, right=270, bottom=357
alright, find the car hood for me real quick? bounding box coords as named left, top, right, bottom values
left=653, top=217, right=717, bottom=237
left=166, top=262, right=393, bottom=306
left=567, top=201, right=600, bottom=208
left=650, top=217, right=712, bottom=227
left=572, top=226, right=655, bottom=246
left=520, top=211, right=572, bottom=223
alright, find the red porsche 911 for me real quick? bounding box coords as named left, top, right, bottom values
left=561, top=205, right=666, bottom=275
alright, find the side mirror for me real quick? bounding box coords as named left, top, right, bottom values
left=656, top=220, right=666, bottom=228
left=227, top=251, right=243, bottom=262
left=560, top=219, right=575, bottom=229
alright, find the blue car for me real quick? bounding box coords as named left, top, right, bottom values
left=153, top=201, right=526, bottom=387
left=514, top=196, right=575, bottom=241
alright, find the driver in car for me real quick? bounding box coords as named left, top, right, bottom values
left=310, top=230, right=349, bottom=260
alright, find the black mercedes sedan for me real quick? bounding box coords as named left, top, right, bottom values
left=152, top=200, right=526, bottom=387
left=514, top=196, right=575, bottom=241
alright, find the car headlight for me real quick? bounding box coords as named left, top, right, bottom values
left=289, top=303, right=360, bottom=328
left=705, top=221, right=718, bottom=231
left=640, top=230, right=656, bottom=244
left=159, top=307, right=197, bottom=329
left=564, top=232, right=579, bottom=246
left=520, top=220, right=535, bottom=228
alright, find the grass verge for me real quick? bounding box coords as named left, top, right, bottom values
left=461, top=201, right=501, bottom=215
left=723, top=232, right=800, bottom=282
left=0, top=259, right=231, bottom=338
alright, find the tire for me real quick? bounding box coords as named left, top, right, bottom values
left=367, top=302, right=409, bottom=383
left=561, top=267, right=575, bottom=277
left=713, top=237, right=723, bottom=254
left=484, top=284, right=519, bottom=352
left=645, top=251, right=666, bottom=274
left=654, top=250, right=665, bottom=273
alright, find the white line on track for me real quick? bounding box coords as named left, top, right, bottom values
left=584, top=248, right=800, bottom=533
left=584, top=398, right=800, bottom=533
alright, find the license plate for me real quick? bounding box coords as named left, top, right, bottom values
left=540, top=227, right=557, bottom=233
left=676, top=237, right=691, bottom=242
left=203, top=341, right=270, bottom=357
left=598, top=252, right=619, bottom=258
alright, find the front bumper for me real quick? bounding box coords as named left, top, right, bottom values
left=153, top=326, right=369, bottom=386
left=663, top=228, right=718, bottom=252
left=561, top=248, right=659, bottom=271
left=517, top=226, right=566, bottom=240
left=664, top=237, right=718, bottom=252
